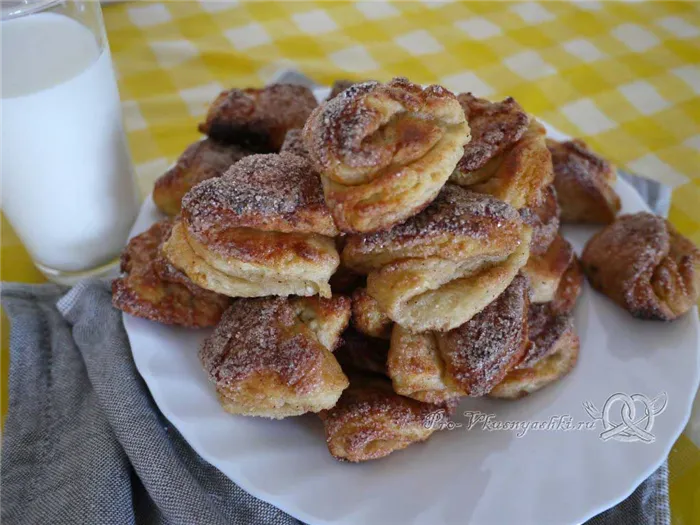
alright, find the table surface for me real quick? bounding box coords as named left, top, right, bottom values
left=1, top=1, right=699, bottom=522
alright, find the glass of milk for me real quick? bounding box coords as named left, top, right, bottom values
left=1, top=0, right=140, bottom=285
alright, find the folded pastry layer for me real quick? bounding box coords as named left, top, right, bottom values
left=547, top=138, right=620, bottom=224
left=183, top=153, right=338, bottom=236
left=112, top=219, right=230, bottom=327
left=351, top=287, right=393, bottom=340
left=199, top=84, right=318, bottom=151
left=163, top=153, right=340, bottom=298
left=367, top=239, right=530, bottom=332
left=343, top=185, right=524, bottom=272
left=153, top=139, right=252, bottom=216
left=388, top=274, right=530, bottom=404
left=488, top=334, right=579, bottom=400
left=163, top=220, right=337, bottom=298
left=490, top=282, right=581, bottom=400
left=343, top=185, right=530, bottom=332
left=319, top=375, right=442, bottom=462
left=454, top=93, right=529, bottom=177
left=451, top=94, right=553, bottom=210
left=517, top=303, right=577, bottom=369
left=582, top=212, right=700, bottom=320
left=200, top=296, right=350, bottom=419
left=303, top=77, right=471, bottom=233
left=522, top=234, right=575, bottom=303
left=293, top=294, right=352, bottom=353
left=520, top=184, right=560, bottom=256
left=551, top=256, right=584, bottom=315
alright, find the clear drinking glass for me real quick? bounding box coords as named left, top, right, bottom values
left=1, top=0, right=140, bottom=285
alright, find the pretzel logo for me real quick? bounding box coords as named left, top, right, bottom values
left=583, top=392, right=667, bottom=443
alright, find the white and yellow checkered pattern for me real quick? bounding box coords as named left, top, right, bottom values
left=1, top=1, right=699, bottom=520
left=99, top=1, right=700, bottom=249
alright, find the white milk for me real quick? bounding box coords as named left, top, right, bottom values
left=1, top=12, right=139, bottom=273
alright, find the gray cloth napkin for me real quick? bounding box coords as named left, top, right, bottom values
left=1, top=281, right=299, bottom=525
left=1, top=280, right=670, bottom=525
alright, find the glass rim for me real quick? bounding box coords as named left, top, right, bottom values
left=1, top=0, right=63, bottom=21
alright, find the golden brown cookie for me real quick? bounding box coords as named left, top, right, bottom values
left=199, top=84, right=318, bottom=151
left=303, top=77, right=471, bottom=233
left=343, top=185, right=531, bottom=332
left=388, top=274, right=530, bottom=404
left=112, top=219, right=230, bottom=327
left=547, top=138, right=620, bottom=224
left=454, top=93, right=529, bottom=177
left=153, top=139, right=253, bottom=216
left=200, top=296, right=350, bottom=419
left=522, top=234, right=576, bottom=304
left=517, top=303, right=577, bottom=369
left=581, top=212, right=700, bottom=320
left=488, top=335, right=579, bottom=399
left=451, top=94, right=553, bottom=210
left=319, top=374, right=442, bottom=462
left=162, top=153, right=340, bottom=298
left=490, top=280, right=581, bottom=399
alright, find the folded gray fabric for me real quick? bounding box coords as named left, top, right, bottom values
left=588, top=462, right=669, bottom=525
left=1, top=281, right=299, bottom=525
left=0, top=280, right=670, bottom=525
left=618, top=169, right=672, bottom=218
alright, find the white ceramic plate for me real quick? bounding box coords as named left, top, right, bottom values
left=124, top=93, right=700, bottom=524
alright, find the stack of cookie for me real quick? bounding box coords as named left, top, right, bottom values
left=113, top=77, right=700, bottom=463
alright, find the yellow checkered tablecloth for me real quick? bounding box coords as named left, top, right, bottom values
left=1, top=0, right=699, bottom=521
